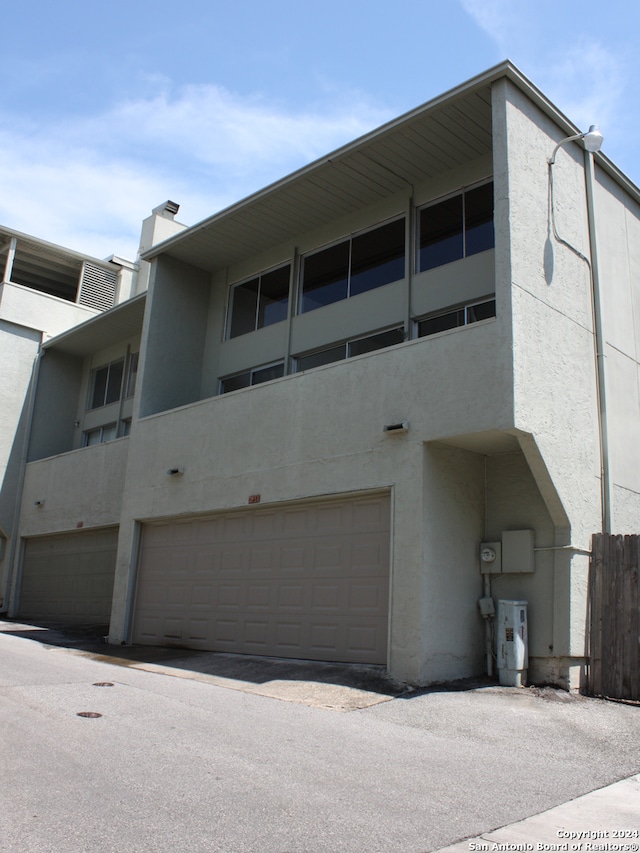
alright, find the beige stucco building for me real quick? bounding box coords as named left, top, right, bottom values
left=3, top=62, right=640, bottom=690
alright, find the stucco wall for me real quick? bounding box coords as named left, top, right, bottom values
left=420, top=443, right=486, bottom=683
left=18, top=438, right=130, bottom=539
left=592, top=168, right=640, bottom=526
left=139, top=255, right=211, bottom=417
left=110, top=315, right=511, bottom=683
left=0, top=281, right=99, bottom=338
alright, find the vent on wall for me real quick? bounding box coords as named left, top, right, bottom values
left=78, top=262, right=118, bottom=311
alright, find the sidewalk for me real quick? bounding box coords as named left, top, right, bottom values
left=439, top=774, right=640, bottom=853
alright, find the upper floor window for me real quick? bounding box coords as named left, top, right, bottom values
left=220, top=361, right=285, bottom=394
left=88, top=359, right=124, bottom=410
left=416, top=298, right=496, bottom=338
left=418, top=182, right=494, bottom=273
left=227, top=265, right=290, bottom=338
left=124, top=352, right=139, bottom=398
left=295, top=327, right=404, bottom=371
left=88, top=352, right=139, bottom=410
left=300, top=218, right=405, bottom=314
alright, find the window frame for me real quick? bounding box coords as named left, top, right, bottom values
left=87, top=358, right=125, bottom=411
left=219, top=360, right=285, bottom=394
left=82, top=422, right=118, bottom=447
left=124, top=351, right=139, bottom=399
left=299, top=216, right=406, bottom=315
left=225, top=263, right=291, bottom=340
left=415, top=298, right=496, bottom=339
left=294, top=326, right=405, bottom=372
left=416, top=180, right=494, bottom=274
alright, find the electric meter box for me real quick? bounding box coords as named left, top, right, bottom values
left=502, top=529, right=535, bottom=573
left=497, top=599, right=528, bottom=687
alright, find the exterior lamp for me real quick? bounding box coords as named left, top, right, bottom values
left=549, top=124, right=603, bottom=165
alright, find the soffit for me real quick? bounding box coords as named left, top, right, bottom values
left=434, top=431, right=522, bottom=456
left=147, top=86, right=493, bottom=272
left=43, top=294, right=146, bottom=357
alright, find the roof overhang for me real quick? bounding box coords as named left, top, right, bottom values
left=42, top=292, right=146, bottom=357
left=140, top=60, right=640, bottom=275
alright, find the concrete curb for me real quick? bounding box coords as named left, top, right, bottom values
left=437, top=775, right=640, bottom=853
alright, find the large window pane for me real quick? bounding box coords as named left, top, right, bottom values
left=105, top=359, right=124, bottom=405
left=419, top=195, right=463, bottom=271
left=301, top=242, right=349, bottom=313
left=465, top=183, right=494, bottom=257
left=229, top=279, right=259, bottom=338
left=258, top=267, right=290, bottom=328
left=90, top=366, right=108, bottom=409
left=350, top=220, right=405, bottom=296
left=125, top=352, right=139, bottom=398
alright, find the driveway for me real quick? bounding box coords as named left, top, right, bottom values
left=2, top=619, right=639, bottom=853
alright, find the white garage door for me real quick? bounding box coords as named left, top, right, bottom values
left=134, top=493, right=390, bottom=664
left=19, top=528, right=118, bottom=624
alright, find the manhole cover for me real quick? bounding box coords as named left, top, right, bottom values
left=76, top=711, right=102, bottom=718
left=92, top=682, right=114, bottom=687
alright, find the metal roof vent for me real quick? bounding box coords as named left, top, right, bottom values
left=152, top=200, right=180, bottom=219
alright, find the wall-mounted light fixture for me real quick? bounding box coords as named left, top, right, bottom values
left=166, top=467, right=184, bottom=476
left=548, top=125, right=603, bottom=165
left=384, top=421, right=409, bottom=434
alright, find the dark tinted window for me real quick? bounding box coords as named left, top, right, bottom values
left=465, top=184, right=494, bottom=257
left=259, top=267, right=290, bottom=328
left=350, top=219, right=405, bottom=296
left=301, top=242, right=349, bottom=312
left=419, top=195, right=463, bottom=271
left=418, top=183, right=493, bottom=272
left=229, top=279, right=259, bottom=338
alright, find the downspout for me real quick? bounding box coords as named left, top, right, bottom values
left=2, top=346, right=44, bottom=614
left=584, top=151, right=611, bottom=534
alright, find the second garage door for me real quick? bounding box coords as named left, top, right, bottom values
left=133, top=493, right=390, bottom=664
left=19, top=527, right=118, bottom=625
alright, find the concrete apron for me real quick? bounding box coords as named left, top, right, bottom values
left=0, top=619, right=407, bottom=711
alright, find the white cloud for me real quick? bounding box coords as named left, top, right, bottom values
left=459, top=0, right=514, bottom=49
left=0, top=82, right=388, bottom=260
left=459, top=0, right=634, bottom=172
left=543, top=38, right=626, bottom=133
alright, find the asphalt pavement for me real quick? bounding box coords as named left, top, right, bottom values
left=1, top=618, right=639, bottom=853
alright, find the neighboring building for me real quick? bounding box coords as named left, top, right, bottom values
left=3, top=61, right=640, bottom=690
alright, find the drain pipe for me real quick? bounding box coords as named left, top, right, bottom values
left=584, top=150, right=611, bottom=534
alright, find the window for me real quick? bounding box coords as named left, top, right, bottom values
left=88, top=359, right=124, bottom=410
left=227, top=265, right=290, bottom=338
left=416, top=299, right=496, bottom=338
left=220, top=361, right=285, bottom=394
left=300, top=219, right=405, bottom=313
left=295, top=327, right=404, bottom=371
left=418, top=183, right=494, bottom=272
left=124, top=352, right=139, bottom=398
left=83, top=423, right=117, bottom=446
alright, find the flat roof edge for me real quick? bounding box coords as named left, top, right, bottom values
left=142, top=59, right=640, bottom=260
left=42, top=292, right=147, bottom=351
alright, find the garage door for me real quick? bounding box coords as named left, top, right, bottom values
left=19, top=527, right=118, bottom=624
left=134, top=493, right=390, bottom=664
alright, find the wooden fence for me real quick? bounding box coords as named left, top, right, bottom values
left=588, top=534, right=640, bottom=701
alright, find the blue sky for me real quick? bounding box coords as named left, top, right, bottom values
left=1, top=0, right=638, bottom=260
